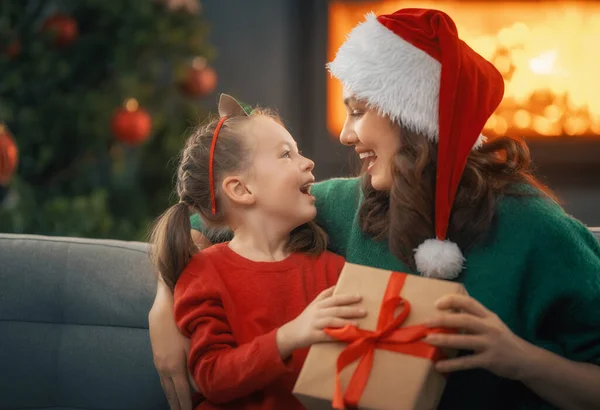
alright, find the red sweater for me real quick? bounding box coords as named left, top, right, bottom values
left=174, top=243, right=345, bottom=410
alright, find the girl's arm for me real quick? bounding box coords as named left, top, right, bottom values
left=175, top=269, right=365, bottom=405
left=175, top=276, right=294, bottom=405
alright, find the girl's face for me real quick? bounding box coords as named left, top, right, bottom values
left=339, top=91, right=401, bottom=191
left=243, top=115, right=317, bottom=229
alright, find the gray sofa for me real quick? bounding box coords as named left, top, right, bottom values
left=0, top=234, right=167, bottom=410
left=1, top=229, right=600, bottom=410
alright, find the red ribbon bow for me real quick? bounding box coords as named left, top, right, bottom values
left=323, top=272, right=450, bottom=409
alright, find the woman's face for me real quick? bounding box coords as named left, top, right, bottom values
left=339, top=91, right=401, bottom=191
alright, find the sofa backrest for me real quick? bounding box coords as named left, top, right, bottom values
left=0, top=234, right=167, bottom=410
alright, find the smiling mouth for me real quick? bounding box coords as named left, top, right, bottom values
left=300, top=183, right=313, bottom=195
left=359, top=151, right=377, bottom=171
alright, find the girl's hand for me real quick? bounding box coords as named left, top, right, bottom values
left=424, top=294, right=535, bottom=380
left=277, top=286, right=366, bottom=357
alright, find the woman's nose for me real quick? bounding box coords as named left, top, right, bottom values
left=339, top=126, right=358, bottom=146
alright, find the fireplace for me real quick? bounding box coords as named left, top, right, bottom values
left=327, top=1, right=600, bottom=141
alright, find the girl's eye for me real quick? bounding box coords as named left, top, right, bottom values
left=350, top=111, right=364, bottom=118
left=282, top=150, right=291, bottom=158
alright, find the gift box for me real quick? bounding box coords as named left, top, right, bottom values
left=293, top=263, right=467, bottom=410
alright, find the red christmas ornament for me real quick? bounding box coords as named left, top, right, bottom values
left=4, top=40, right=21, bottom=59
left=182, top=57, right=217, bottom=97
left=0, top=125, right=18, bottom=185
left=42, top=14, right=78, bottom=47
left=111, top=99, right=152, bottom=146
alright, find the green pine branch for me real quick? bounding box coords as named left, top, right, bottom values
left=0, top=0, right=215, bottom=240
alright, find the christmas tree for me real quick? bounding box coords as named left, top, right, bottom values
left=0, top=0, right=217, bottom=240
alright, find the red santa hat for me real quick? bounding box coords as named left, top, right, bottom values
left=328, top=8, right=505, bottom=279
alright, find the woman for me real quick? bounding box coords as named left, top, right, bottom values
left=149, top=8, right=600, bottom=410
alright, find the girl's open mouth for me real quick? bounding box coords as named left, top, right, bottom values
left=300, top=183, right=313, bottom=195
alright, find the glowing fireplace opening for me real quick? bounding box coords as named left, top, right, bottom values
left=327, top=1, right=600, bottom=139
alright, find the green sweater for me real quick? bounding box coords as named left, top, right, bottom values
left=191, top=177, right=600, bottom=410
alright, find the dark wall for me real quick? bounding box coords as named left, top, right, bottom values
left=202, top=0, right=600, bottom=226
left=202, top=0, right=350, bottom=179
left=203, top=0, right=299, bottom=122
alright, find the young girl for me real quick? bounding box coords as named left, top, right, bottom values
left=149, top=9, right=600, bottom=410
left=149, top=94, right=366, bottom=410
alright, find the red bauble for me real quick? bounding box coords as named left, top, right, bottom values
left=182, top=57, right=217, bottom=97
left=0, top=125, right=18, bottom=185
left=5, top=40, right=21, bottom=59
left=42, top=14, right=78, bottom=47
left=111, top=99, right=152, bottom=146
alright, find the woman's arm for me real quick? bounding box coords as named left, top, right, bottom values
left=426, top=210, right=600, bottom=410
left=149, top=277, right=194, bottom=410
left=310, top=177, right=362, bottom=256
left=191, top=229, right=211, bottom=248
left=521, top=344, right=600, bottom=410
left=148, top=229, right=212, bottom=410
left=426, top=294, right=600, bottom=410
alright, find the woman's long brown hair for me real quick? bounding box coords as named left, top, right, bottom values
left=359, top=126, right=556, bottom=270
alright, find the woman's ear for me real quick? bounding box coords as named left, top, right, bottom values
left=218, top=94, right=251, bottom=118
left=221, top=175, right=255, bottom=207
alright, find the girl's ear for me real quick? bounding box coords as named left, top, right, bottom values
left=218, top=94, right=252, bottom=118
left=221, top=175, right=255, bottom=207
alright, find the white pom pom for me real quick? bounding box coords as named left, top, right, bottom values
left=414, top=239, right=464, bottom=280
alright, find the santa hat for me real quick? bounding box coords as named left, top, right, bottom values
left=327, top=9, right=504, bottom=279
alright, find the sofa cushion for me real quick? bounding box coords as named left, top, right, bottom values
left=0, top=234, right=167, bottom=410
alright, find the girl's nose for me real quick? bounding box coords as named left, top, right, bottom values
left=302, top=156, right=315, bottom=172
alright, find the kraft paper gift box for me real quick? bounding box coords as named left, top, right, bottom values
left=293, top=263, right=467, bottom=410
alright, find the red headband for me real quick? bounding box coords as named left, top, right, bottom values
left=209, top=115, right=229, bottom=215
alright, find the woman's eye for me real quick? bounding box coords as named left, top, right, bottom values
left=350, top=111, right=364, bottom=118
left=282, top=150, right=291, bottom=158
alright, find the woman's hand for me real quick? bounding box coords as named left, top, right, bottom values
left=149, top=280, right=193, bottom=410
left=424, top=294, right=534, bottom=380
left=424, top=293, right=600, bottom=409
left=277, top=286, right=366, bottom=358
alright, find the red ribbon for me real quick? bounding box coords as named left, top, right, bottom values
left=323, top=272, right=451, bottom=409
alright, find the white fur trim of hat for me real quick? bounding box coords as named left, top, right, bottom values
left=327, top=13, right=486, bottom=149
